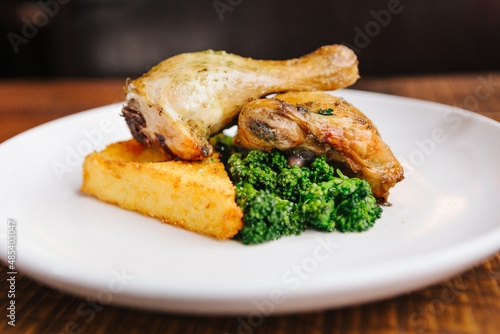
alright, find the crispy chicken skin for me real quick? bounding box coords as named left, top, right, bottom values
left=123, top=45, right=359, bottom=160
left=234, top=91, right=404, bottom=202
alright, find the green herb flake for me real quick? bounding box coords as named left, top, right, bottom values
left=317, top=108, right=336, bottom=116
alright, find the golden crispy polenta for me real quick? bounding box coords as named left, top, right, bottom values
left=81, top=139, right=243, bottom=239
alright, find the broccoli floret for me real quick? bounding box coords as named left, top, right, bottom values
left=301, top=171, right=381, bottom=232
left=225, top=148, right=382, bottom=245
left=233, top=183, right=306, bottom=245
left=275, top=165, right=312, bottom=201
left=228, top=150, right=285, bottom=189
left=309, top=155, right=336, bottom=183
left=299, top=182, right=336, bottom=231
left=332, top=178, right=382, bottom=232
left=269, top=149, right=288, bottom=171
left=228, top=151, right=275, bottom=188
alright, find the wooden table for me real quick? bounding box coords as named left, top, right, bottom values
left=1, top=75, right=499, bottom=334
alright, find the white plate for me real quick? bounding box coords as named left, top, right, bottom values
left=1, top=89, right=500, bottom=315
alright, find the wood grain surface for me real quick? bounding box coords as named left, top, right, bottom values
left=1, top=74, right=499, bottom=334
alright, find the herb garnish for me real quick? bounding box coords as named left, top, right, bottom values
left=317, top=108, right=336, bottom=116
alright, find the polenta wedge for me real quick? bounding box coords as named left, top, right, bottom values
left=81, top=139, right=243, bottom=239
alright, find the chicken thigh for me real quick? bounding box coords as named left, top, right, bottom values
left=234, top=91, right=404, bottom=202
left=123, top=45, right=359, bottom=160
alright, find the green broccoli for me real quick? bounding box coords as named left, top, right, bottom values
left=332, top=177, right=382, bottom=232
left=214, top=135, right=382, bottom=245
left=309, top=154, right=336, bottom=183
left=299, top=173, right=382, bottom=233
left=233, top=182, right=306, bottom=244
left=229, top=151, right=279, bottom=189
left=276, top=165, right=312, bottom=202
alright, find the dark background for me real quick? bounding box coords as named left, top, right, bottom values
left=1, top=0, right=499, bottom=78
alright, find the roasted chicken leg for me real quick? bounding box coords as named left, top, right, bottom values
left=234, top=91, right=404, bottom=202
left=123, top=45, right=359, bottom=160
